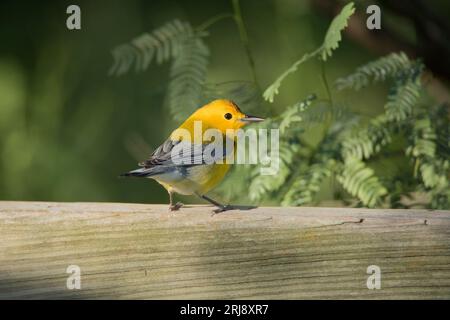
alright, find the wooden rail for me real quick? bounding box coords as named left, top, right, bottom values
left=0, top=201, right=450, bottom=299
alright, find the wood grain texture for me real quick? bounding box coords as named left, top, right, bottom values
left=0, top=201, right=449, bottom=299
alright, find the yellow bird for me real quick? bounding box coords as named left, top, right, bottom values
left=121, top=99, right=264, bottom=213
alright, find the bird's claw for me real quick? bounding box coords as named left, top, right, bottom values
left=211, top=205, right=234, bottom=215
left=169, top=202, right=184, bottom=211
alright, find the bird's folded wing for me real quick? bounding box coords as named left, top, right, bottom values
left=139, top=137, right=234, bottom=168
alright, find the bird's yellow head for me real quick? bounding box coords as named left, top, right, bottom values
left=182, top=99, right=264, bottom=134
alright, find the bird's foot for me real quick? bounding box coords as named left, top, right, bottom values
left=212, top=204, right=234, bottom=215
left=169, top=202, right=184, bottom=211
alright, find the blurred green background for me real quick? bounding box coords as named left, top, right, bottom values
left=0, top=0, right=449, bottom=205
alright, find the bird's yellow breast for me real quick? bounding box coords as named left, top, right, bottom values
left=154, top=163, right=230, bottom=196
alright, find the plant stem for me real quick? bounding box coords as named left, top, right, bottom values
left=320, top=61, right=337, bottom=198
left=320, top=61, right=334, bottom=131
left=231, top=0, right=259, bottom=87
left=321, top=60, right=333, bottom=106
left=196, top=13, right=235, bottom=32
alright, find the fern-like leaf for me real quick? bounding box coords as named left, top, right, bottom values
left=282, top=159, right=335, bottom=206
left=335, top=52, right=415, bottom=90
left=249, top=141, right=299, bottom=202
left=280, top=116, right=351, bottom=206
left=431, top=188, right=450, bottom=210
left=167, top=36, right=209, bottom=121
left=385, top=78, right=422, bottom=122
left=406, top=117, right=437, bottom=160
left=419, top=160, right=448, bottom=190
left=340, top=115, right=391, bottom=160
left=278, top=94, right=316, bottom=134
left=263, top=2, right=354, bottom=102
left=338, top=53, right=424, bottom=160
left=321, top=2, right=355, bottom=61
left=338, top=157, right=388, bottom=207
left=263, top=50, right=320, bottom=103
left=406, top=115, right=448, bottom=203
left=109, top=20, right=194, bottom=76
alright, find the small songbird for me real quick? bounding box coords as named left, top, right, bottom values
left=121, top=99, right=264, bottom=213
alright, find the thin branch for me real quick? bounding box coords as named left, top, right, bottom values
left=196, top=13, right=235, bottom=32
left=320, top=60, right=333, bottom=106
left=231, top=0, right=259, bottom=87
left=311, top=0, right=450, bottom=104
left=320, top=61, right=334, bottom=143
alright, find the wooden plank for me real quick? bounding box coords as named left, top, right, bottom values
left=0, top=201, right=449, bottom=299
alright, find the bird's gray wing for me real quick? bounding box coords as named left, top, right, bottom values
left=138, top=139, right=180, bottom=167
left=122, top=137, right=233, bottom=177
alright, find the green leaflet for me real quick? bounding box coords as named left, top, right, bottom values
left=321, top=2, right=356, bottom=61
left=406, top=112, right=449, bottom=209
left=278, top=94, right=316, bottom=134
left=109, top=20, right=210, bottom=121
left=263, top=49, right=321, bottom=103
left=109, top=20, right=195, bottom=75
left=338, top=53, right=424, bottom=161
left=281, top=160, right=335, bottom=206
left=335, top=52, right=413, bottom=90
left=338, top=157, right=388, bottom=208
left=167, top=37, right=209, bottom=121
left=384, top=77, right=422, bottom=122
left=249, top=141, right=300, bottom=202
left=263, top=2, right=355, bottom=103
left=340, top=115, right=391, bottom=160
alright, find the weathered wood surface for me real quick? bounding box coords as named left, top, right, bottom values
left=0, top=201, right=449, bottom=299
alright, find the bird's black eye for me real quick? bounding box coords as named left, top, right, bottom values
left=224, top=113, right=233, bottom=120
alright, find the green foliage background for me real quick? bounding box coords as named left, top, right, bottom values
left=0, top=0, right=448, bottom=208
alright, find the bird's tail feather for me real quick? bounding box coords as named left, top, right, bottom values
left=119, top=168, right=154, bottom=178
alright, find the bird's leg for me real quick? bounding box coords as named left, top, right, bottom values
left=198, top=194, right=234, bottom=214
left=168, top=191, right=183, bottom=211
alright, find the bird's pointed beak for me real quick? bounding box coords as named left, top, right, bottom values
left=240, top=114, right=265, bottom=123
